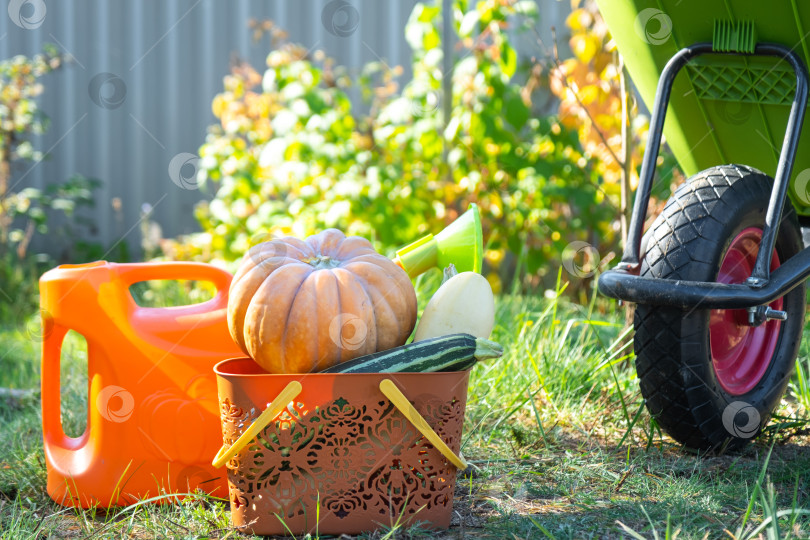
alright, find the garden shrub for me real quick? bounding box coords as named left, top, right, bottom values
left=550, top=0, right=681, bottom=216
left=176, top=0, right=626, bottom=291
left=0, top=47, right=99, bottom=322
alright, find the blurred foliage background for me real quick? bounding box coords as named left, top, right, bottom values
left=0, top=46, right=100, bottom=320
left=0, top=0, right=685, bottom=318
left=161, top=0, right=681, bottom=298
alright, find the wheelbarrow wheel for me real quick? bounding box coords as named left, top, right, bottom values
left=634, top=164, right=805, bottom=452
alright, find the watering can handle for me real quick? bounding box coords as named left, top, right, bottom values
left=114, top=262, right=232, bottom=293
left=212, top=381, right=303, bottom=469
left=41, top=324, right=73, bottom=450
left=379, top=379, right=468, bottom=470
left=113, top=262, right=233, bottom=318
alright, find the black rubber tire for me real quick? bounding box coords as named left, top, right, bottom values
left=634, top=164, right=806, bottom=452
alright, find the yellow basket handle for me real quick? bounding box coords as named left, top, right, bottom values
left=379, top=378, right=468, bottom=471
left=212, top=380, right=303, bottom=469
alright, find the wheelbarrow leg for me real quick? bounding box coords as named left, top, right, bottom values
left=746, top=45, right=808, bottom=286
left=618, top=44, right=710, bottom=272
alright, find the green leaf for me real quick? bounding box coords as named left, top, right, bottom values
left=423, top=28, right=440, bottom=50
left=500, top=42, right=517, bottom=78
left=505, top=93, right=529, bottom=130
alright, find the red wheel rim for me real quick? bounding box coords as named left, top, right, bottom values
left=709, top=227, right=782, bottom=395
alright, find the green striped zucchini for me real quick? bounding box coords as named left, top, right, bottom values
left=321, top=333, right=503, bottom=374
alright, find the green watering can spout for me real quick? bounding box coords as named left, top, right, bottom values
left=393, top=203, right=483, bottom=278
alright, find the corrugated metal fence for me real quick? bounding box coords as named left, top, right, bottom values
left=0, top=0, right=570, bottom=256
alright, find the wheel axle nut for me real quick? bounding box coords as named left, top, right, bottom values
left=763, top=307, right=787, bottom=321
left=747, top=305, right=787, bottom=326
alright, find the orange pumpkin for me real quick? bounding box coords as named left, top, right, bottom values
left=228, top=229, right=417, bottom=373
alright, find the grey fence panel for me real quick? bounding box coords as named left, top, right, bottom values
left=0, top=0, right=570, bottom=258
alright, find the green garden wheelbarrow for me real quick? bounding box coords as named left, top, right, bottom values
left=595, top=0, right=810, bottom=451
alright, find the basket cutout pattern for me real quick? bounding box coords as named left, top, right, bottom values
left=219, top=390, right=465, bottom=530
left=686, top=59, right=795, bottom=105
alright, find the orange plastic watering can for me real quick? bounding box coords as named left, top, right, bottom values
left=39, top=261, right=243, bottom=507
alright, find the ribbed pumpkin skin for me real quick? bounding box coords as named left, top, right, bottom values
left=227, top=229, right=418, bottom=373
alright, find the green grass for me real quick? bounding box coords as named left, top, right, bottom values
left=1, top=277, right=810, bottom=539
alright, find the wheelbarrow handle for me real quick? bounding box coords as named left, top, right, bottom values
left=616, top=41, right=809, bottom=285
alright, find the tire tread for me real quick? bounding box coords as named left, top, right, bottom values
left=634, top=164, right=805, bottom=451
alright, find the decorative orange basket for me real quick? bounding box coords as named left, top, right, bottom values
left=212, top=357, right=470, bottom=536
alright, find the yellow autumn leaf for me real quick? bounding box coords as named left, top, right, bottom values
left=486, top=272, right=502, bottom=294
left=577, top=84, right=599, bottom=105
left=565, top=8, right=588, bottom=32
left=537, top=138, right=556, bottom=157
left=570, top=33, right=599, bottom=64
left=212, top=95, right=227, bottom=118
left=485, top=248, right=505, bottom=266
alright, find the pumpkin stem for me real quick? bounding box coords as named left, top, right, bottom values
left=305, top=256, right=341, bottom=270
